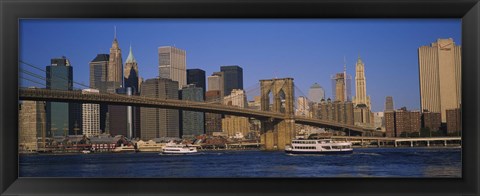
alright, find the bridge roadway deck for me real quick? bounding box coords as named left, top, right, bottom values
left=19, top=88, right=373, bottom=133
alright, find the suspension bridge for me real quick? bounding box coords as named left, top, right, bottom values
left=19, top=60, right=377, bottom=150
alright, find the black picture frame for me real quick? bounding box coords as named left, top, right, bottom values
left=1, top=0, right=479, bottom=195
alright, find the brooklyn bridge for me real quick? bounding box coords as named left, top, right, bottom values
left=19, top=77, right=376, bottom=150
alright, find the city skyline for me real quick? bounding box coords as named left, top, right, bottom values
left=20, top=19, right=462, bottom=112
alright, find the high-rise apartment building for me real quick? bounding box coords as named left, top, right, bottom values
left=446, top=108, right=461, bottom=134
left=314, top=99, right=354, bottom=126
left=422, top=110, right=442, bottom=132
left=140, top=78, right=180, bottom=140
left=82, top=89, right=101, bottom=137
left=308, top=83, right=325, bottom=103
left=418, top=38, right=461, bottom=122
left=107, top=30, right=123, bottom=92
left=19, top=100, right=46, bottom=152
left=46, top=56, right=73, bottom=137
left=220, top=65, right=243, bottom=96
left=158, top=46, right=186, bottom=89
left=385, top=96, right=394, bottom=112
left=384, top=107, right=421, bottom=137
left=353, top=56, right=371, bottom=109
left=187, top=69, right=206, bottom=99
left=181, top=84, right=205, bottom=138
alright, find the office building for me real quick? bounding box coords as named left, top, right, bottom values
left=187, top=69, right=206, bottom=99
left=205, top=90, right=222, bottom=135
left=159, top=46, right=186, bottom=89
left=331, top=73, right=352, bottom=102
left=373, top=112, right=385, bottom=131
left=222, top=89, right=250, bottom=137
left=418, top=38, right=461, bottom=122
left=19, top=100, right=46, bottom=152
left=108, top=88, right=128, bottom=137
left=220, top=65, right=243, bottom=96
left=140, top=78, right=179, bottom=140
left=353, top=56, right=371, bottom=109
left=314, top=98, right=354, bottom=126
left=208, top=71, right=224, bottom=97
left=181, top=84, right=205, bottom=138
left=385, top=96, right=394, bottom=112
left=107, top=30, right=123, bottom=92
left=308, top=83, right=325, bottom=103
left=46, top=56, right=73, bottom=137
left=82, top=89, right=101, bottom=137
left=89, top=54, right=110, bottom=134
left=124, top=46, right=141, bottom=139
left=295, top=96, right=311, bottom=117
left=384, top=111, right=396, bottom=137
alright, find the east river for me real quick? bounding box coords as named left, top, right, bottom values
left=19, top=147, right=461, bottom=177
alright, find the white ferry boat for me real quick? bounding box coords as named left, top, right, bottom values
left=285, top=139, right=353, bottom=154
left=160, top=142, right=198, bottom=155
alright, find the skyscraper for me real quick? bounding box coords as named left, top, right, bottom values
left=123, top=45, right=141, bottom=139
left=308, top=83, right=325, bottom=103
left=385, top=96, right=394, bottom=112
left=207, top=71, right=224, bottom=98
left=353, top=56, right=371, bottom=109
left=89, top=54, right=110, bottom=134
left=159, top=46, right=186, bottom=89
left=181, top=84, right=205, bottom=138
left=187, top=69, right=206, bottom=99
left=205, top=90, right=222, bottom=135
left=82, top=89, right=101, bottom=137
left=124, top=45, right=140, bottom=93
left=46, top=56, right=73, bottom=137
left=107, top=28, right=123, bottom=92
left=140, top=78, right=180, bottom=140
left=418, top=38, right=461, bottom=122
left=220, top=65, right=243, bottom=96
left=331, top=73, right=352, bottom=102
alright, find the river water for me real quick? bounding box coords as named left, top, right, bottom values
left=19, top=147, right=461, bottom=177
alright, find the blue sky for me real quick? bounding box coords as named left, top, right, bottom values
left=19, top=19, right=461, bottom=112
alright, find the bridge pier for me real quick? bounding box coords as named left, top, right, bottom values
left=261, top=118, right=295, bottom=151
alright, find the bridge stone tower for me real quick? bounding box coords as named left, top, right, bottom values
left=260, top=78, right=295, bottom=150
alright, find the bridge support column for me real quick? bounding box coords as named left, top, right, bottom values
left=444, top=140, right=447, bottom=146
left=394, top=141, right=397, bottom=147
left=377, top=140, right=380, bottom=147
left=261, top=118, right=295, bottom=151
left=410, top=141, right=413, bottom=147
left=427, top=141, right=430, bottom=147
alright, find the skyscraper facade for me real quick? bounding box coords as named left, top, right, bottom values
left=385, top=96, right=394, bottom=112
left=187, top=69, right=206, bottom=99
left=89, top=54, right=110, bottom=134
left=418, top=38, right=461, bottom=122
left=205, top=90, right=223, bottom=135
left=222, top=89, right=250, bottom=137
left=107, top=31, right=123, bottom=92
left=220, top=65, right=243, bottom=96
left=331, top=73, right=352, bottom=102
left=123, top=46, right=141, bottom=139
left=82, top=89, right=101, bottom=137
left=140, top=78, right=180, bottom=140
left=353, top=56, right=371, bottom=109
left=158, top=46, right=186, bottom=89
left=108, top=88, right=128, bottom=137
left=46, top=56, right=73, bottom=137
left=208, top=71, right=224, bottom=98
left=181, top=84, right=205, bottom=138
left=308, top=83, right=325, bottom=103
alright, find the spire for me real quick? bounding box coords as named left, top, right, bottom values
left=357, top=53, right=362, bottom=64
left=126, top=44, right=136, bottom=63
left=114, top=26, right=117, bottom=40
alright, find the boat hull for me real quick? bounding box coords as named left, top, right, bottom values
left=285, top=150, right=353, bottom=155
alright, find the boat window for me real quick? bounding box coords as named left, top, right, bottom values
left=322, top=146, right=331, bottom=150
